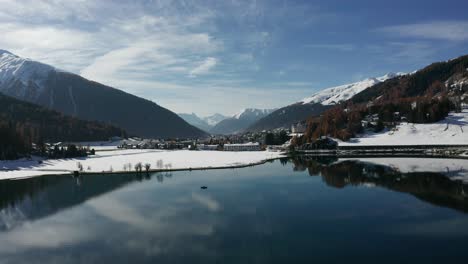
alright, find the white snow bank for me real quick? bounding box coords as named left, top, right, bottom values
left=340, top=110, right=468, bottom=146
left=0, top=150, right=284, bottom=180
left=340, top=157, right=468, bottom=182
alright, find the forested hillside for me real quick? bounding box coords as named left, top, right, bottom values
left=0, top=92, right=126, bottom=159
left=297, top=55, right=468, bottom=144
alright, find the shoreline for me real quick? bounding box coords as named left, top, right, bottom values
left=68, top=156, right=282, bottom=177
left=2, top=152, right=468, bottom=181
left=0, top=150, right=286, bottom=180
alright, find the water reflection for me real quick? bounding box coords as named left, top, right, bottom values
left=291, top=156, right=468, bottom=212
left=0, top=172, right=171, bottom=231
left=1, top=158, right=468, bottom=263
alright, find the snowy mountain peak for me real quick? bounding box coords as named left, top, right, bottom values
left=233, top=108, right=274, bottom=119
left=0, top=49, right=13, bottom=56
left=0, top=50, right=56, bottom=100
left=377, top=72, right=405, bottom=82
left=301, top=72, right=405, bottom=106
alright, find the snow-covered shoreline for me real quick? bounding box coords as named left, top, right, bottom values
left=0, top=149, right=285, bottom=181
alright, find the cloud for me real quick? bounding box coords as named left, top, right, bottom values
left=378, top=21, right=468, bottom=41
left=189, top=57, right=218, bottom=77
left=366, top=42, right=436, bottom=63
left=305, top=43, right=355, bottom=51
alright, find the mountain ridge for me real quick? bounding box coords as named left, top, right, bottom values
left=247, top=73, right=405, bottom=132
left=0, top=50, right=207, bottom=139
left=210, top=108, right=275, bottom=135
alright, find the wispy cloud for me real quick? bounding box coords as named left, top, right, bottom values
left=378, top=21, right=468, bottom=41
left=305, top=43, right=355, bottom=51
left=366, top=42, right=437, bottom=63
left=189, top=57, right=218, bottom=77
left=1, top=1, right=463, bottom=115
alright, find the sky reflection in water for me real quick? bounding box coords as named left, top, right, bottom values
left=0, top=157, right=468, bottom=264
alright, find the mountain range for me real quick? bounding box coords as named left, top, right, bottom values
left=247, top=73, right=405, bottom=132
left=179, top=109, right=274, bottom=135
left=0, top=50, right=206, bottom=139
left=210, top=108, right=275, bottom=135
left=178, top=113, right=227, bottom=132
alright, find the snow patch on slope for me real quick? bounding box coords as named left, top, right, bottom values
left=340, top=109, right=468, bottom=146
left=301, top=73, right=404, bottom=105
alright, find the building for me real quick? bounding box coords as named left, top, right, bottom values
left=223, top=142, right=261, bottom=151
left=291, top=122, right=307, bottom=134
left=197, top=144, right=219, bottom=151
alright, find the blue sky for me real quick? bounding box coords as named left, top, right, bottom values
left=0, top=0, right=467, bottom=116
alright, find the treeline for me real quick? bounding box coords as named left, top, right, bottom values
left=0, top=122, right=29, bottom=160
left=296, top=54, right=468, bottom=144
left=264, top=131, right=290, bottom=145
left=0, top=92, right=126, bottom=160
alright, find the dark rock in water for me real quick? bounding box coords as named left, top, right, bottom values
left=201, top=186, right=208, bottom=189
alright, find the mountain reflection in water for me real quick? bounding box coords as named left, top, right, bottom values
left=290, top=156, right=468, bottom=213
left=1, top=157, right=468, bottom=263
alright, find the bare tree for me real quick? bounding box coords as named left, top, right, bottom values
left=145, top=163, right=151, bottom=173
left=134, top=162, right=143, bottom=173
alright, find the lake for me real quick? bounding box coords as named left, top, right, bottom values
left=1, top=157, right=468, bottom=263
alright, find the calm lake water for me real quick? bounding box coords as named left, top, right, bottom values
left=1, top=157, right=468, bottom=263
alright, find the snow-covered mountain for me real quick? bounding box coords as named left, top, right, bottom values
left=178, top=113, right=211, bottom=132
left=210, top=108, right=275, bottom=135
left=233, top=108, right=275, bottom=120
left=300, top=73, right=404, bottom=105
left=0, top=50, right=207, bottom=138
left=248, top=73, right=405, bottom=132
left=203, top=113, right=228, bottom=126
left=178, top=112, right=228, bottom=132
left=0, top=50, right=56, bottom=102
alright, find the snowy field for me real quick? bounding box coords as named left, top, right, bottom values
left=0, top=150, right=284, bottom=180
left=340, top=157, right=468, bottom=182
left=340, top=110, right=468, bottom=146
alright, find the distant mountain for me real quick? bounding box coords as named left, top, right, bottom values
left=210, top=108, right=275, bottom=135
left=178, top=112, right=228, bottom=132
left=0, top=50, right=207, bottom=139
left=248, top=73, right=404, bottom=132
left=203, top=113, right=228, bottom=126
left=178, top=113, right=211, bottom=132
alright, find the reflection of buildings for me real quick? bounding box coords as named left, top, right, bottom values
left=291, top=157, right=468, bottom=213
